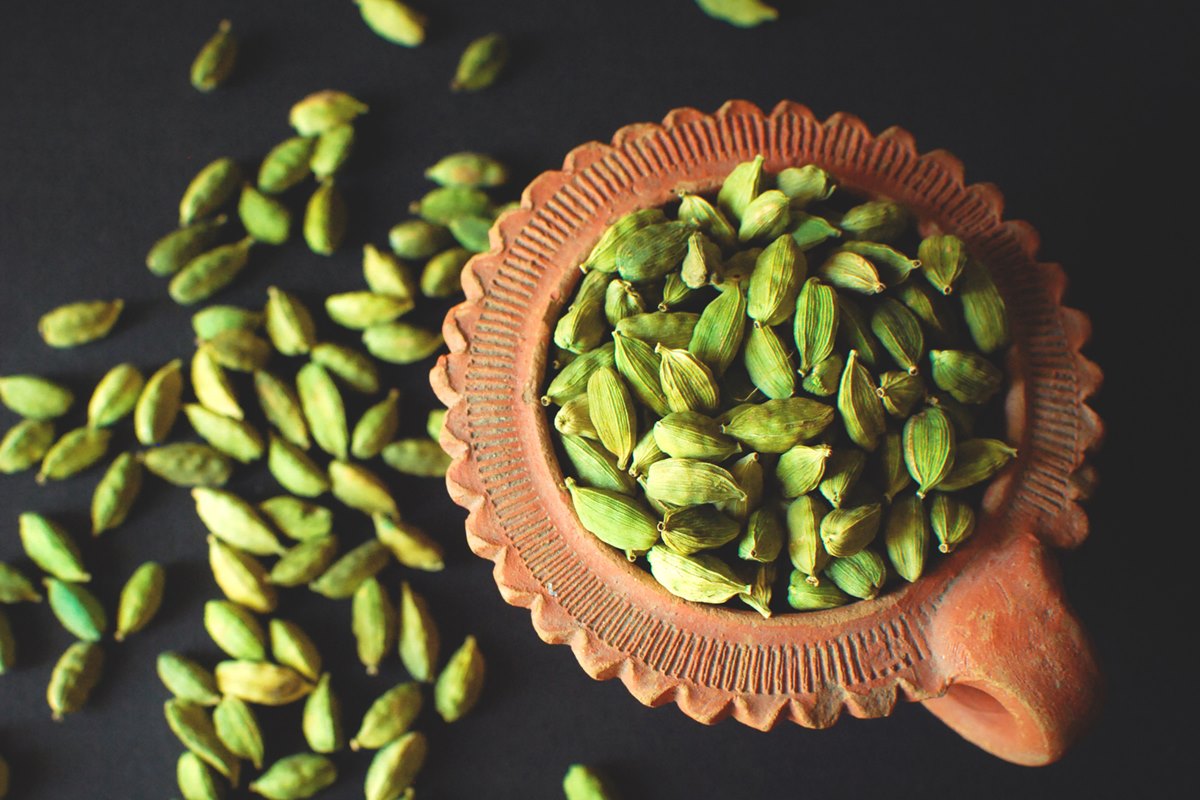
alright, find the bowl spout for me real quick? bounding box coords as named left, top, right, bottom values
left=919, top=531, right=1101, bottom=765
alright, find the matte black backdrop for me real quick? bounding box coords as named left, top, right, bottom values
left=0, top=1, right=1189, bottom=798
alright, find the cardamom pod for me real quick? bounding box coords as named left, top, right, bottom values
left=614, top=310, right=699, bottom=350
left=721, top=397, right=835, bottom=453
left=894, top=279, right=959, bottom=342
left=776, top=164, right=834, bottom=207
left=646, top=545, right=750, bottom=604
left=644, top=458, right=745, bottom=506
left=628, top=428, right=667, bottom=479
left=657, top=270, right=694, bottom=311
left=239, top=185, right=291, bottom=245
left=776, top=442, right=832, bottom=497
left=180, top=157, right=241, bottom=226
left=177, top=750, right=223, bottom=800
left=44, top=578, right=107, bottom=641
left=938, top=438, right=1017, bottom=491
left=184, top=404, right=265, bottom=463
left=207, top=536, right=278, bottom=613
left=840, top=240, right=920, bottom=284
left=362, top=321, right=444, bottom=364
left=448, top=215, right=492, bottom=254
left=295, top=363, right=348, bottom=460
left=587, top=366, right=637, bottom=468
left=818, top=448, right=867, bottom=508
left=738, top=560, right=775, bottom=618
left=311, top=123, right=355, bottom=180
left=258, top=135, right=315, bottom=194
left=560, top=433, right=638, bottom=495
left=388, top=221, right=450, bottom=261
left=87, top=363, right=144, bottom=428
left=837, top=350, right=886, bottom=451
left=354, top=0, right=427, bottom=47
left=737, top=506, right=784, bottom=563
left=884, top=494, right=928, bottom=582
left=789, top=212, right=842, bottom=250
left=374, top=514, right=444, bottom=571
left=398, top=581, right=439, bottom=682
left=930, top=493, right=976, bottom=553
left=678, top=194, right=736, bottom=249
left=48, top=642, right=104, bottom=721
left=543, top=341, right=614, bottom=406
left=826, top=549, right=886, bottom=600
left=250, top=753, right=336, bottom=800
left=819, top=503, right=882, bottom=558
left=744, top=321, right=796, bottom=399
left=147, top=215, right=228, bottom=277
left=19, top=512, right=90, bottom=582
left=365, top=732, right=427, bottom=800
left=604, top=278, right=647, bottom=327
left=215, top=660, right=315, bottom=706
left=871, top=297, right=925, bottom=375
left=786, top=493, right=830, bottom=580
left=353, top=578, right=395, bottom=676
left=91, top=451, right=143, bottom=534
left=835, top=294, right=883, bottom=368
left=0, top=561, right=42, bottom=603
left=213, top=695, right=264, bottom=770
left=312, top=342, right=382, bottom=394
left=929, top=349, right=1003, bottom=404
left=364, top=244, right=419, bottom=303
left=259, top=496, right=331, bottom=541
left=157, top=652, right=221, bottom=706
left=917, top=234, right=967, bottom=295
left=434, top=635, right=485, bottom=722
left=270, top=535, right=339, bottom=588
left=192, top=346, right=243, bottom=420
left=696, top=0, right=780, bottom=29
left=738, top=189, right=791, bottom=242
left=719, top=450, right=762, bottom=521
left=351, top=682, right=422, bottom=751
left=165, top=700, right=240, bottom=785
left=0, top=374, right=74, bottom=419
left=0, top=419, right=56, bottom=473
left=817, top=250, right=885, bottom=295
left=902, top=406, right=956, bottom=497
left=254, top=371, right=308, bottom=449
left=652, top=410, right=739, bottom=461
left=679, top=230, right=724, bottom=288
left=193, top=487, right=285, bottom=556
left=717, top=155, right=764, bottom=222
left=611, top=331, right=669, bottom=416
left=657, top=344, right=720, bottom=413
left=190, top=19, right=237, bottom=92
left=876, top=370, right=926, bottom=418
left=426, top=151, right=508, bottom=188
left=565, top=478, right=660, bottom=557
left=113, top=562, right=164, bottom=641
left=142, top=442, right=233, bottom=487
left=876, top=430, right=912, bottom=502
left=38, top=426, right=111, bottom=483
left=747, top=234, right=804, bottom=325
left=786, top=570, right=850, bottom=610
left=413, top=185, right=492, bottom=225
left=204, top=599, right=267, bottom=661
left=263, top=287, right=316, bottom=356
left=329, top=460, right=400, bottom=517
left=269, top=618, right=323, bottom=681
left=839, top=200, right=909, bottom=242
left=793, top=277, right=838, bottom=375
left=289, top=90, right=368, bottom=137
left=801, top=353, right=843, bottom=397
left=303, top=180, right=347, bottom=256
left=380, top=438, right=452, bottom=478
left=302, top=673, right=345, bottom=753
left=614, top=223, right=691, bottom=283
left=350, top=389, right=400, bottom=460
left=958, top=259, right=1009, bottom=354
left=38, top=299, right=123, bottom=348
left=555, top=394, right=598, bottom=440
left=309, top=539, right=390, bottom=600
left=451, top=33, right=509, bottom=92
left=169, top=238, right=254, bottom=305
left=658, top=505, right=741, bottom=555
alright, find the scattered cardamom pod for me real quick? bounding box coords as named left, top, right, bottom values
left=177, top=750, right=223, bottom=800
left=250, top=753, right=337, bottom=800
left=207, top=536, right=278, bottom=614
left=374, top=514, right=444, bottom=571
left=434, top=635, right=485, bottom=722
left=269, top=618, right=323, bottom=682
left=258, top=136, right=315, bottom=194
left=695, top=0, right=780, bottom=28
left=37, top=426, right=112, bottom=483
left=1, top=561, right=43, bottom=604
left=303, top=180, right=347, bottom=256
left=190, top=19, right=237, bottom=92
left=0, top=419, right=56, bottom=474
left=215, top=660, right=315, bottom=706
left=365, top=732, right=426, bottom=800
left=255, top=371, right=309, bottom=449
left=180, top=157, right=241, bottom=226
left=204, top=599, right=267, bottom=661
left=87, top=363, right=144, bottom=428
left=646, top=546, right=750, bottom=604
left=48, top=642, right=104, bottom=721
left=114, top=562, right=165, bottom=641
left=157, top=652, right=221, bottom=706
left=362, top=321, right=444, bottom=364
left=268, top=434, right=330, bottom=497
left=0, top=374, right=74, bottom=420
left=354, top=0, right=427, bottom=47
left=311, top=342, right=382, bottom=394
left=930, top=493, right=976, bottom=553
left=141, top=442, right=233, bottom=487
left=164, top=699, right=240, bottom=784
left=302, top=673, right=345, bottom=753
left=311, top=123, right=355, bottom=180
left=451, top=33, right=509, bottom=92
left=289, top=90, right=368, bottom=137
left=918, top=234, right=967, bottom=295
left=192, top=346, right=243, bottom=420
left=44, top=578, right=107, bottom=642
left=309, top=539, right=390, bottom=600
left=91, top=451, right=143, bottom=534
left=239, top=184, right=291, bottom=245
left=19, top=512, right=90, bottom=582
left=398, top=580, right=439, bottom=682
left=38, top=299, right=123, bottom=348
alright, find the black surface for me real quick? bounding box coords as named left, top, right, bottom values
left=0, top=1, right=1189, bottom=798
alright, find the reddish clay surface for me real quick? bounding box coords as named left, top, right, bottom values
left=430, top=101, right=1102, bottom=766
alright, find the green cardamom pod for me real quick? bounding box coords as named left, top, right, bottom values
left=818, top=448, right=867, bottom=509
left=793, top=277, right=837, bottom=375
left=448, top=216, right=492, bottom=254
left=544, top=341, right=615, bottom=406
left=164, top=699, right=240, bottom=785
left=678, top=195, right=736, bottom=249
left=871, top=297, right=925, bottom=375
left=434, top=635, right=485, bottom=722
left=113, top=562, right=164, bottom=641
left=38, top=299, right=123, bottom=348
left=776, top=443, right=832, bottom=498
left=826, top=549, right=886, bottom=600
left=614, top=223, right=691, bottom=283
left=374, top=514, right=444, bottom=572
left=325, top=291, right=413, bottom=330
left=451, top=32, right=509, bottom=91
left=362, top=321, right=444, bottom=364
left=840, top=240, right=920, bottom=284
left=190, top=19, right=237, bottom=92
left=38, top=426, right=111, bottom=483
left=48, top=642, right=104, bottom=721
left=365, top=732, right=427, bottom=800
left=269, top=618, right=323, bottom=681
left=929, top=349, right=1003, bottom=404
left=351, top=682, right=422, bottom=751
left=902, top=406, right=956, bottom=498
left=354, top=0, right=427, bottom=46
left=938, top=438, right=1018, bottom=492
left=422, top=245, right=476, bottom=296
left=44, top=578, right=107, bottom=641
left=876, top=370, right=926, bottom=418
left=216, top=660, right=315, bottom=706
left=311, top=342, right=381, bottom=394
left=738, top=189, right=791, bottom=242
left=389, top=222, right=452, bottom=266
left=586, top=367, right=638, bottom=469
left=204, top=331, right=270, bottom=377
left=295, top=363, right=348, bottom=460
left=169, top=238, right=254, bottom=305
left=561, top=434, right=638, bottom=495
left=696, top=0, right=779, bottom=27
left=250, top=753, right=336, bottom=799
left=184, top=404, right=265, bottom=464
left=398, top=581, right=439, bottom=682
left=87, top=363, right=144, bottom=428
left=157, top=652, right=221, bottom=706
left=884, top=494, right=928, bottom=583
left=718, top=450, right=763, bottom=521
left=958, top=259, right=1009, bottom=354
left=353, top=578, right=396, bottom=676
left=646, top=545, right=750, bottom=603
left=329, top=460, right=399, bottom=517
left=786, top=570, right=850, bottom=610
left=789, top=211, right=842, bottom=250
left=0, top=608, right=15, bottom=674
left=658, top=271, right=694, bottom=311
left=817, top=250, right=885, bottom=295
left=1, top=561, right=42, bottom=603
left=147, top=215, right=228, bottom=277
left=721, top=397, right=835, bottom=453
left=837, top=350, right=886, bottom=451
left=192, top=346, right=243, bottom=420
left=260, top=496, right=333, bottom=541
left=838, top=200, right=909, bottom=242
left=679, top=231, right=724, bottom=288
left=562, top=764, right=620, bottom=800
left=737, top=560, right=775, bottom=618
left=737, top=506, right=784, bottom=563
left=213, top=695, right=264, bottom=770
left=309, top=539, right=390, bottom=600
left=365, top=243, right=420, bottom=300
left=565, top=478, right=660, bottom=557
left=657, top=345, right=719, bottom=413
left=553, top=270, right=611, bottom=354
left=777, top=164, right=834, bottom=206
left=425, top=151, right=508, bottom=188
left=0, top=419, right=56, bottom=473
left=628, top=428, right=667, bottom=479
left=142, top=443, right=233, bottom=488
left=239, top=184, right=291, bottom=245
left=412, top=185, right=492, bottom=225
left=204, top=599, right=267, bottom=661
left=876, top=430, right=912, bottom=502
left=0, top=374, right=73, bottom=420
left=193, top=487, right=285, bottom=556
left=611, top=331, right=669, bottom=417
left=177, top=750, right=223, bottom=800
left=801, top=353, right=843, bottom=397
left=180, top=158, right=241, bottom=226
left=687, top=282, right=744, bottom=377
left=835, top=294, right=883, bottom=368
left=614, top=310, right=699, bottom=350
left=930, top=493, right=976, bottom=553
left=311, top=123, right=355, bottom=180
left=349, top=389, right=400, bottom=460
left=930, top=390, right=978, bottom=442
left=893, top=279, right=960, bottom=342
left=652, top=410, right=739, bottom=462
left=717, top=155, right=764, bottom=222
left=917, top=234, right=968, bottom=295
left=786, top=494, right=830, bottom=580
left=380, top=438, right=452, bottom=478
left=207, top=536, right=278, bottom=614
left=270, top=535, right=339, bottom=588
left=747, top=234, right=804, bottom=325
left=303, top=180, right=347, bottom=256
left=744, top=321, right=796, bottom=400
left=644, top=458, right=745, bottom=506
left=659, top=505, right=741, bottom=555
left=258, top=135, right=315, bottom=194
left=289, top=90, right=368, bottom=137
left=19, top=512, right=90, bottom=582
left=264, top=287, right=316, bottom=356
left=819, top=503, right=882, bottom=558
left=604, top=278, right=647, bottom=327
left=303, top=673, right=345, bottom=753
left=91, top=451, right=143, bottom=535
left=255, top=371, right=308, bottom=448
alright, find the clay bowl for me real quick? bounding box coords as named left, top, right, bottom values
left=430, top=100, right=1103, bottom=766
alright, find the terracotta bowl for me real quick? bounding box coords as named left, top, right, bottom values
left=430, top=100, right=1103, bottom=766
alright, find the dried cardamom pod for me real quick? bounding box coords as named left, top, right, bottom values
left=657, top=271, right=694, bottom=311
left=38, top=299, right=124, bottom=348
left=789, top=212, right=842, bottom=250
left=19, top=512, right=90, bottom=582
left=352, top=682, right=422, bottom=751
left=894, top=279, right=960, bottom=342
left=679, top=230, right=724, bottom=288
left=193, top=487, right=284, bottom=556
left=717, top=155, right=764, bottom=222
left=560, top=434, right=637, bottom=494
left=412, top=185, right=491, bottom=225
left=737, top=506, right=784, bottom=562
left=587, top=367, right=638, bottom=468
left=37, top=426, right=111, bottom=482
left=776, top=443, right=832, bottom=498
left=87, top=363, right=144, bottom=428
left=614, top=310, right=699, bottom=350
left=421, top=247, right=474, bottom=295
left=776, top=164, right=834, bottom=207
left=838, top=200, right=909, bottom=242
left=184, top=404, right=265, bottom=463
left=264, top=286, right=317, bottom=356
left=177, top=750, right=223, bottom=800
left=353, top=579, right=395, bottom=676
left=834, top=294, right=883, bottom=368
left=744, top=321, right=796, bottom=400
left=718, top=451, right=762, bottom=521
left=374, top=514, right=444, bottom=572
left=958, top=259, right=1009, bottom=354
left=205, top=329, right=271, bottom=373
left=0, top=419, right=56, bottom=473
left=204, top=599, right=267, bottom=661
left=255, top=371, right=309, bottom=448
left=555, top=394, right=598, bottom=439
left=747, top=234, right=804, bottom=325
left=646, top=545, right=750, bottom=603
left=871, top=297, right=924, bottom=375
left=435, top=635, right=485, bottom=722
left=398, top=581, right=439, bottom=682
left=208, top=536, right=278, bottom=613
left=312, top=342, right=381, bottom=394
left=365, top=243, right=419, bottom=301
left=269, top=535, right=339, bottom=588
left=817, top=250, right=885, bottom=295
left=296, top=363, right=348, bottom=460
left=158, top=652, right=221, bottom=706
left=720, top=397, right=834, bottom=452
left=259, top=496, right=332, bottom=541
left=114, top=562, right=164, bottom=641
left=738, top=189, right=791, bottom=242
left=165, top=699, right=240, bottom=785
left=180, top=158, right=241, bottom=226
left=604, top=279, right=647, bottom=327
left=250, top=753, right=336, bottom=800
left=929, top=349, right=1003, bottom=404
left=876, top=430, right=912, bottom=502
left=876, top=370, right=925, bottom=418
left=289, top=90, right=368, bottom=137
left=215, top=660, right=315, bottom=706
left=365, top=732, right=427, bottom=800
left=302, top=674, right=345, bottom=753
left=917, top=234, right=968, bottom=295
left=190, top=19, right=237, bottom=92
left=793, top=277, right=837, bottom=375
left=0, top=561, right=42, bottom=603
left=239, top=185, right=291, bottom=245
left=786, top=570, right=850, bottom=610
left=192, top=346, right=243, bottom=420
left=451, top=33, right=509, bottom=91
left=938, top=438, right=1017, bottom=491
left=325, top=291, right=412, bottom=330
left=141, top=442, right=233, bottom=488
left=169, top=238, right=254, bottom=305
left=818, top=448, right=867, bottom=509
left=658, top=505, right=741, bottom=555
left=826, top=549, right=886, bottom=600
left=543, top=341, right=614, bottom=406
left=884, top=494, right=928, bottom=582
left=311, top=123, right=355, bottom=180
left=839, top=240, right=919, bottom=284
left=611, top=331, right=669, bottom=417
left=350, top=389, right=400, bottom=460
left=309, top=539, right=390, bottom=600
left=258, top=136, right=315, bottom=194
left=678, top=194, right=736, bottom=249
left=738, top=561, right=775, bottom=618
left=652, top=411, right=738, bottom=462
left=819, top=503, right=882, bottom=558
left=930, top=493, right=976, bottom=553
left=565, top=478, right=660, bottom=557
left=786, top=493, right=830, bottom=580
left=837, top=350, right=886, bottom=451
left=303, top=180, right=347, bottom=256
left=213, top=695, right=264, bottom=770
left=147, top=215, right=228, bottom=277
left=269, top=619, right=323, bottom=681
left=91, top=451, right=143, bottom=534
left=696, top=0, right=780, bottom=28
left=425, top=152, right=508, bottom=188
left=448, top=214, right=491, bottom=254
left=44, top=578, right=107, bottom=641
left=801, top=353, right=843, bottom=397
left=628, top=428, right=667, bottom=479
left=380, top=438, right=452, bottom=478
left=362, top=321, right=444, bottom=364
left=354, top=0, right=427, bottom=46
left=644, top=458, right=745, bottom=506
left=613, top=222, right=691, bottom=283
left=48, top=642, right=104, bottom=721
left=902, top=406, right=956, bottom=497
left=657, top=344, right=720, bottom=413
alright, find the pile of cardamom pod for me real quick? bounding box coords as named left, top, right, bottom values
left=544, top=156, right=1017, bottom=616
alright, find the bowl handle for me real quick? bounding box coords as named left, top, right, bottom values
left=918, top=532, right=1102, bottom=765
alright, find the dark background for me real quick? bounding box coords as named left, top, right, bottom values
left=0, top=1, right=1190, bottom=798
